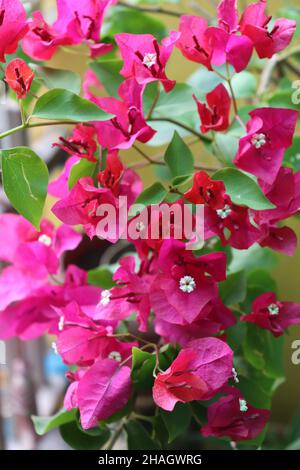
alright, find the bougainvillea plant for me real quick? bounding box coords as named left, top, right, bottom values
left=1, top=0, right=300, bottom=450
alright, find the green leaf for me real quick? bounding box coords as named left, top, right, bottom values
left=188, top=68, right=223, bottom=99
left=212, top=168, right=274, bottom=210
left=68, top=158, right=98, bottom=189
left=134, top=182, right=168, bottom=207
left=231, top=71, right=257, bottom=99
left=219, top=271, right=247, bottom=305
left=284, top=136, right=300, bottom=171
left=1, top=147, right=49, bottom=229
left=164, top=131, right=194, bottom=178
left=87, top=266, right=115, bottom=289
left=213, top=134, right=239, bottom=166
left=104, top=6, right=167, bottom=41
left=32, top=409, right=76, bottom=436
left=31, top=64, right=81, bottom=94
left=160, top=403, right=191, bottom=443
left=125, top=420, right=160, bottom=450
left=229, top=245, right=278, bottom=274
left=60, top=420, right=110, bottom=450
left=32, top=89, right=113, bottom=122
left=243, top=325, right=285, bottom=379
left=89, top=59, right=123, bottom=98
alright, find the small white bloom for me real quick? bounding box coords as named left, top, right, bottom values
left=232, top=367, right=239, bottom=383
left=179, top=275, right=196, bottom=293
left=251, top=133, right=267, bottom=149
left=38, top=234, right=52, bottom=246
left=268, top=303, right=280, bottom=316
left=51, top=342, right=58, bottom=355
left=239, top=398, right=248, bottom=412
left=58, top=316, right=65, bottom=332
left=108, top=351, right=122, bottom=362
left=143, top=52, right=157, bottom=68
left=100, top=290, right=112, bottom=306
left=216, top=204, right=232, bottom=219
left=136, top=221, right=145, bottom=232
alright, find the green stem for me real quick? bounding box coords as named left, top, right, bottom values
left=0, top=120, right=80, bottom=140
left=147, top=85, right=160, bottom=121
left=118, top=1, right=183, bottom=18
left=149, top=117, right=212, bottom=143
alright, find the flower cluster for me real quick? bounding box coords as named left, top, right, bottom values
left=0, top=0, right=300, bottom=448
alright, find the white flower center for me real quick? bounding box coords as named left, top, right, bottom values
left=239, top=398, right=248, bottom=412
left=136, top=221, right=145, bottom=232
left=232, top=367, right=239, bottom=383
left=108, top=351, right=122, bottom=362
left=268, top=303, right=279, bottom=316
left=38, top=234, right=52, bottom=246
left=58, top=316, right=65, bottom=331
left=100, top=290, right=112, bottom=306
left=179, top=275, right=196, bottom=293
left=51, top=341, right=58, bottom=355
left=216, top=204, right=232, bottom=219
left=251, top=133, right=266, bottom=149
left=143, top=52, right=157, bottom=68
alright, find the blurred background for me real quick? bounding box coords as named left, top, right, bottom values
left=0, top=0, right=300, bottom=450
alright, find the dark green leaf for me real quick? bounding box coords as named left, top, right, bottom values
left=164, top=131, right=194, bottom=177
left=213, top=168, right=274, bottom=210
left=1, top=147, right=48, bottom=229
left=133, top=182, right=167, bottom=207
left=160, top=403, right=191, bottom=443
left=68, top=158, right=98, bottom=189
left=31, top=64, right=81, bottom=94
left=32, top=89, right=113, bottom=122
left=219, top=271, right=247, bottom=305
left=125, top=420, right=160, bottom=450
left=88, top=266, right=115, bottom=289
left=89, top=60, right=123, bottom=98
left=32, top=409, right=76, bottom=436
left=60, top=421, right=110, bottom=450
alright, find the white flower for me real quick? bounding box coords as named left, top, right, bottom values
left=38, top=234, right=52, bottom=246
left=232, top=367, right=239, bottom=383
left=51, top=342, right=58, bottom=355
left=100, top=290, right=112, bottom=307
left=108, top=351, right=122, bottom=362
left=143, top=52, right=157, bottom=68
left=179, top=275, right=196, bottom=293
left=216, top=204, right=232, bottom=219
left=251, top=133, right=266, bottom=149
left=239, top=398, right=248, bottom=412
left=268, top=303, right=280, bottom=316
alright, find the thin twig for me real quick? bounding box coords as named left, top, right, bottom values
left=118, top=1, right=183, bottom=18
left=150, top=117, right=212, bottom=143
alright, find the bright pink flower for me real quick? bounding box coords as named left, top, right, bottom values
left=0, top=265, right=102, bottom=340
left=184, top=171, right=226, bottom=209
left=77, top=358, right=132, bottom=429
left=0, top=0, right=28, bottom=62
left=22, top=0, right=115, bottom=60
left=239, top=0, right=296, bottom=58
left=22, top=11, right=73, bottom=61
left=5, top=59, right=34, bottom=99
left=154, top=299, right=236, bottom=346
left=176, top=14, right=253, bottom=73
left=57, top=301, right=136, bottom=366
left=94, top=78, right=156, bottom=150
left=150, top=239, right=227, bottom=325
left=204, top=196, right=261, bottom=250
left=217, top=0, right=238, bottom=33
left=193, top=84, right=231, bottom=134
left=52, top=164, right=142, bottom=241
left=241, top=292, right=300, bottom=337
left=201, top=387, right=270, bottom=441
left=95, top=256, right=152, bottom=332
left=259, top=225, right=297, bottom=256
left=234, top=108, right=298, bottom=184
left=83, top=69, right=103, bottom=101
left=54, top=124, right=98, bottom=162
left=115, top=32, right=179, bottom=92
left=153, top=337, right=233, bottom=411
